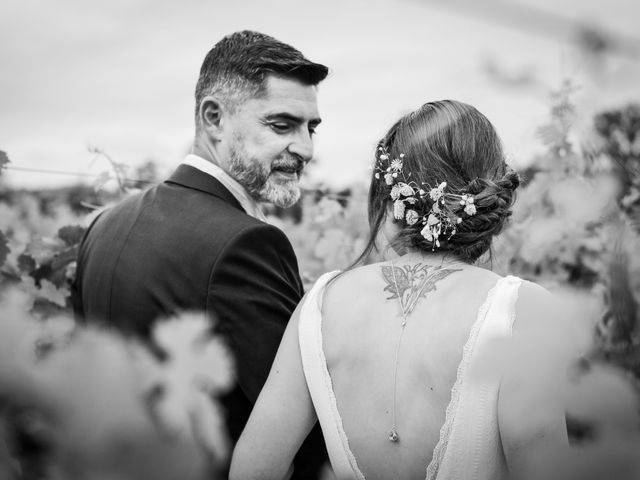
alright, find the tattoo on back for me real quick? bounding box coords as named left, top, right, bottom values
left=381, top=263, right=461, bottom=316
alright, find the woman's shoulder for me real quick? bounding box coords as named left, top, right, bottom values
left=321, top=261, right=511, bottom=308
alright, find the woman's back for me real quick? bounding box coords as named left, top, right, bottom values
left=230, top=100, right=568, bottom=480
left=310, top=258, right=505, bottom=479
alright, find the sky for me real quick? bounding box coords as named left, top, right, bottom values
left=1, top=0, right=639, bottom=190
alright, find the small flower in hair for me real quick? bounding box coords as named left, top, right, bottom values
left=384, top=173, right=394, bottom=185
left=460, top=194, right=477, bottom=216
left=390, top=159, right=403, bottom=172
left=398, top=183, right=414, bottom=197
left=405, top=209, right=420, bottom=226
left=393, top=199, right=406, bottom=220
left=421, top=214, right=443, bottom=247
left=420, top=224, right=434, bottom=242
left=429, top=182, right=447, bottom=202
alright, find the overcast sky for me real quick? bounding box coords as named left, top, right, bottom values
left=1, top=0, right=639, bottom=190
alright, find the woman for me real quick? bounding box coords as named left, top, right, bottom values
left=230, top=100, right=568, bottom=480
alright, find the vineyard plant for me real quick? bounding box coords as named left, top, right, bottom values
left=1, top=88, right=640, bottom=479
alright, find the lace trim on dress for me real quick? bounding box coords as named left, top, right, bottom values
left=315, top=272, right=367, bottom=480
left=424, top=275, right=518, bottom=480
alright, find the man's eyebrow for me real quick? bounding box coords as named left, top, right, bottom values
left=264, top=113, right=322, bottom=125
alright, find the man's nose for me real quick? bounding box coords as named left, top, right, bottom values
left=288, top=129, right=314, bottom=163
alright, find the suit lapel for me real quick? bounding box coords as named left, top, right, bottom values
left=165, top=164, right=245, bottom=212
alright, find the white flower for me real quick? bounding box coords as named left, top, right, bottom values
left=464, top=204, right=477, bottom=216
left=427, top=213, right=440, bottom=226
left=390, top=159, right=403, bottom=171
left=398, top=183, right=414, bottom=197
left=390, top=184, right=401, bottom=200
left=420, top=224, right=433, bottom=241
left=459, top=194, right=476, bottom=216
left=405, top=209, right=419, bottom=225
left=460, top=194, right=474, bottom=205
left=374, top=172, right=380, bottom=179
left=420, top=217, right=441, bottom=247
left=380, top=154, right=389, bottom=161
left=405, top=197, right=417, bottom=204
left=384, top=173, right=394, bottom=185
left=429, top=182, right=447, bottom=202
left=393, top=200, right=406, bottom=220
left=431, top=202, right=441, bottom=214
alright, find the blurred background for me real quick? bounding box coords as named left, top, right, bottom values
left=1, top=1, right=640, bottom=479
left=1, top=0, right=639, bottom=189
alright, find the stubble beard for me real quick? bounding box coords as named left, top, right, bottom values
left=228, top=140, right=302, bottom=209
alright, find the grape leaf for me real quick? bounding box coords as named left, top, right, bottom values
left=38, top=279, right=69, bottom=307
left=47, top=246, right=78, bottom=288
left=146, top=313, right=234, bottom=456
left=57, top=225, right=86, bottom=247
left=22, top=237, right=66, bottom=265
left=17, top=253, right=36, bottom=273
left=0, top=230, right=9, bottom=268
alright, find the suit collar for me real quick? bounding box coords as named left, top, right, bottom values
left=165, top=164, right=244, bottom=212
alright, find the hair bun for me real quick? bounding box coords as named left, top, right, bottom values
left=497, top=169, right=520, bottom=192
left=465, top=167, right=519, bottom=209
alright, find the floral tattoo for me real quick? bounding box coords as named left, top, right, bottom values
left=381, top=263, right=461, bottom=317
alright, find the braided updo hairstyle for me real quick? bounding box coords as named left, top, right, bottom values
left=357, top=100, right=520, bottom=264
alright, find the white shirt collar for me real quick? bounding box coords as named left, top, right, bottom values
left=181, top=154, right=268, bottom=223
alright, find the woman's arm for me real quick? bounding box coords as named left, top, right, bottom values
left=498, top=281, right=569, bottom=479
left=230, top=296, right=317, bottom=480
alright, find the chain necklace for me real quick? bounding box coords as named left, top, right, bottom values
left=388, top=259, right=408, bottom=443
left=385, top=256, right=463, bottom=444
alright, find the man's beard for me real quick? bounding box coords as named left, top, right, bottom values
left=228, top=139, right=302, bottom=208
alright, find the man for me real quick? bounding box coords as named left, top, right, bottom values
left=73, top=30, right=328, bottom=478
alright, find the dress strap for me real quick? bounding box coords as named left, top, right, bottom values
left=425, top=275, right=522, bottom=480
left=298, top=270, right=366, bottom=480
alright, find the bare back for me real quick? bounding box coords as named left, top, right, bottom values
left=320, top=259, right=502, bottom=480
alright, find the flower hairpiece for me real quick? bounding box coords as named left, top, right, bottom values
left=374, top=146, right=477, bottom=249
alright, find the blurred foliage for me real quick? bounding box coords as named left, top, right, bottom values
left=1, top=82, right=640, bottom=477
left=0, top=155, right=231, bottom=479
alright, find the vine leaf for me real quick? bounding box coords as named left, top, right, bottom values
left=17, top=253, right=36, bottom=273
left=57, top=225, right=86, bottom=247
left=144, top=313, right=234, bottom=459
left=38, top=279, right=69, bottom=308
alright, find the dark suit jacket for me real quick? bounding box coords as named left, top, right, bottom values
left=73, top=164, right=326, bottom=478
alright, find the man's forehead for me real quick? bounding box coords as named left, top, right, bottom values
left=253, top=75, right=320, bottom=120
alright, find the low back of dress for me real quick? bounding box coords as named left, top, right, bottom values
left=298, top=267, right=522, bottom=480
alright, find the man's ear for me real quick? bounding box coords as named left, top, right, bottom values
left=199, top=96, right=225, bottom=140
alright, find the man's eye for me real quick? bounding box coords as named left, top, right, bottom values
left=270, top=123, right=290, bottom=132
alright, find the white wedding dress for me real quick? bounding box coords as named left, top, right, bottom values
left=298, top=271, right=523, bottom=480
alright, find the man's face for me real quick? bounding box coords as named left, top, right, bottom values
left=223, top=75, right=321, bottom=208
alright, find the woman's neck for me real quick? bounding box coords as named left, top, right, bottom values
left=383, top=248, right=466, bottom=267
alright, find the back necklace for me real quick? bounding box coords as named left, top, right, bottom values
left=384, top=259, right=461, bottom=443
